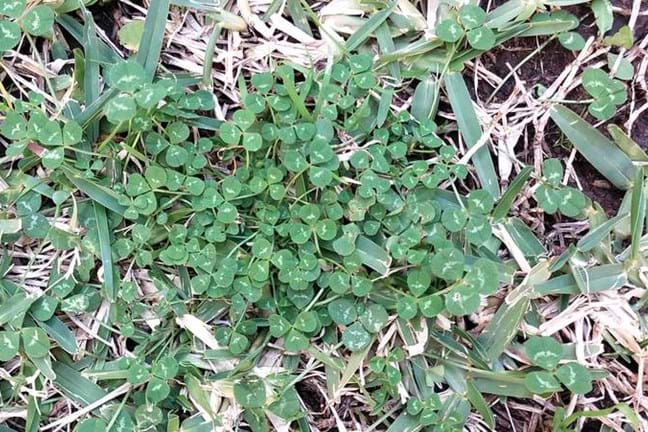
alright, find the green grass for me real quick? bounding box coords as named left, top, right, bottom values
left=0, top=0, right=645, bottom=431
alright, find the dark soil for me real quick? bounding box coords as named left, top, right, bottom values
left=475, top=2, right=646, bottom=215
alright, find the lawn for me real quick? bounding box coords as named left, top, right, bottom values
left=0, top=0, right=646, bottom=431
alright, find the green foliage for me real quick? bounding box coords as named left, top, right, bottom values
left=523, top=336, right=593, bottom=395
left=534, top=159, right=588, bottom=217
left=0, top=2, right=627, bottom=429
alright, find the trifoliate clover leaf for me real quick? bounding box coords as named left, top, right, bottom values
left=283, top=150, right=308, bottom=172
left=467, top=27, right=496, bottom=50
left=0, top=331, right=19, bottom=361
left=267, top=315, right=290, bottom=339
left=407, top=268, right=431, bottom=297
left=467, top=189, right=494, bottom=214
left=166, top=121, right=190, bottom=144
left=165, top=145, right=188, bottom=168
left=555, top=362, right=593, bottom=394
left=465, top=215, right=492, bottom=245
left=244, top=93, right=265, bottom=113
left=557, top=187, right=587, bottom=217
left=219, top=122, right=241, bottom=145
left=333, top=233, right=356, bottom=256
left=0, top=0, right=25, bottom=18
left=459, top=5, right=486, bottom=29
left=0, top=20, right=21, bottom=51
left=242, top=132, right=263, bottom=151
left=294, top=311, right=319, bottom=333
left=354, top=72, right=377, bottom=90
left=309, top=166, right=334, bottom=188
left=315, top=219, right=337, bottom=240
left=105, top=94, right=137, bottom=123
left=436, top=19, right=464, bottom=43
left=152, top=356, right=178, bottom=380
left=588, top=97, right=616, bottom=121
left=430, top=247, right=464, bottom=281
left=21, top=326, right=50, bottom=358
left=441, top=207, right=467, bottom=232
left=419, top=294, right=443, bottom=318
left=342, top=322, right=372, bottom=352
left=524, top=371, right=562, bottom=394
left=524, top=336, right=564, bottom=370
left=108, top=60, right=147, bottom=93
left=331, top=63, right=350, bottom=82
left=229, top=332, right=250, bottom=354
left=464, top=258, right=498, bottom=295
left=30, top=295, right=57, bottom=321
left=348, top=54, right=372, bottom=73
left=558, top=32, right=586, bottom=51
left=582, top=68, right=611, bottom=99
left=135, top=83, right=167, bottom=109
left=127, top=362, right=149, bottom=385
left=234, top=377, right=266, bottom=408
left=328, top=298, right=357, bottom=325
left=359, top=303, right=388, bottom=333
left=1, top=112, right=26, bottom=139
left=42, top=147, right=64, bottom=169
left=542, top=158, right=563, bottom=187
left=444, top=283, right=480, bottom=315
left=221, top=177, right=242, bottom=200
left=285, top=329, right=309, bottom=352
left=75, top=419, right=107, bottom=432
left=146, top=377, right=170, bottom=404
left=21, top=5, right=54, bottom=36
left=233, top=109, right=256, bottom=131
left=251, top=72, right=273, bottom=93
left=22, top=212, right=49, bottom=238
left=62, top=121, right=83, bottom=146
left=535, top=185, right=559, bottom=214
left=396, top=296, right=418, bottom=320
left=602, top=25, right=633, bottom=49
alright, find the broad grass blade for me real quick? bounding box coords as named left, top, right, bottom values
left=52, top=362, right=107, bottom=406
left=136, top=0, right=171, bottom=76
left=94, top=203, right=116, bottom=302
left=345, top=1, right=397, bottom=51
left=550, top=104, right=636, bottom=189
left=533, top=263, right=627, bottom=297
left=63, top=169, right=126, bottom=216
left=445, top=73, right=500, bottom=197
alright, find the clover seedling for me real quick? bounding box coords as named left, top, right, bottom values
left=523, top=335, right=593, bottom=395
left=534, top=159, right=587, bottom=217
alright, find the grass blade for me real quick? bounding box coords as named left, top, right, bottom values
left=492, top=166, right=532, bottom=220
left=345, top=1, right=397, bottom=51
left=629, top=170, right=645, bottom=262
left=465, top=378, right=495, bottom=429
left=355, top=235, right=392, bottom=275
left=286, top=0, right=312, bottom=36
left=576, top=213, right=626, bottom=252
left=478, top=261, right=553, bottom=362
left=533, top=263, right=627, bottom=297
left=608, top=124, right=648, bottom=161
left=136, top=0, right=171, bottom=76
left=94, top=203, right=116, bottom=302
left=445, top=73, right=500, bottom=197
left=52, top=362, right=108, bottom=406
left=375, top=21, right=400, bottom=81
left=82, top=10, right=100, bottom=163
left=62, top=168, right=125, bottom=216
left=549, top=104, right=636, bottom=189
left=411, top=77, right=438, bottom=122
left=38, top=317, right=79, bottom=354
